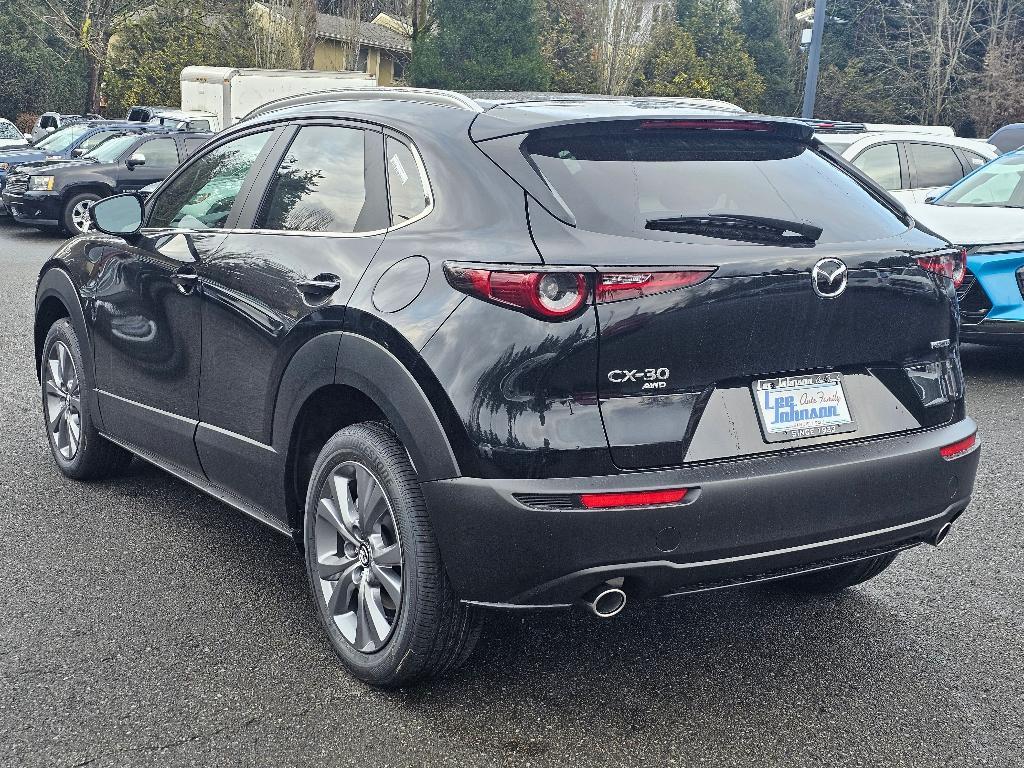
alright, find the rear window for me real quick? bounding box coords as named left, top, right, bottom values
left=525, top=125, right=908, bottom=245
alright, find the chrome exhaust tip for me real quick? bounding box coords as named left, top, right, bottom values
left=578, top=585, right=627, bottom=618
left=931, top=522, right=953, bottom=547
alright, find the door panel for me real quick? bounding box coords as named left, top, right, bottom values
left=89, top=231, right=226, bottom=474
left=195, top=122, right=389, bottom=516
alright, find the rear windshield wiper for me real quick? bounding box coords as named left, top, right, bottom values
left=646, top=214, right=823, bottom=246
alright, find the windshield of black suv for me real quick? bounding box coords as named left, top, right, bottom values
left=84, top=134, right=138, bottom=163
left=35, top=124, right=91, bottom=152
left=0, top=120, right=21, bottom=140
left=525, top=123, right=909, bottom=245
left=935, top=152, right=1024, bottom=208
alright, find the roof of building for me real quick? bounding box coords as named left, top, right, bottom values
left=317, top=13, right=412, bottom=53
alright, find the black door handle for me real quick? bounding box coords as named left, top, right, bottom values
left=296, top=274, right=342, bottom=297
left=170, top=268, right=199, bottom=295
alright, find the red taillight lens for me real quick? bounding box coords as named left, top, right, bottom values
left=596, top=270, right=715, bottom=303
left=639, top=120, right=775, bottom=132
left=939, top=432, right=977, bottom=460
left=444, top=265, right=588, bottom=320
left=916, top=248, right=966, bottom=289
left=580, top=488, right=689, bottom=509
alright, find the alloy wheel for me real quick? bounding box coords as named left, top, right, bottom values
left=71, top=200, right=94, bottom=233
left=314, top=460, right=404, bottom=652
left=44, top=341, right=82, bottom=461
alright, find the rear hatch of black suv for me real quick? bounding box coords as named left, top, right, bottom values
left=472, top=110, right=965, bottom=470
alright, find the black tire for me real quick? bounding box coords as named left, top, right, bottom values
left=60, top=191, right=102, bottom=236
left=40, top=318, right=133, bottom=480
left=303, top=422, right=481, bottom=687
left=779, top=552, right=900, bottom=593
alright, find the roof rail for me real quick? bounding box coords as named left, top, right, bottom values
left=244, top=87, right=484, bottom=121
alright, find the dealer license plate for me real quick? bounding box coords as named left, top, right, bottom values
left=752, top=372, right=856, bottom=443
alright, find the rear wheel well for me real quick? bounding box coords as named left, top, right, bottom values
left=286, top=384, right=388, bottom=535
left=34, top=295, right=70, bottom=379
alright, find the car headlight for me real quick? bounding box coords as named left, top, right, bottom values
left=28, top=175, right=55, bottom=191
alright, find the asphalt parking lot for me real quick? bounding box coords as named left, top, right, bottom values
left=0, top=219, right=1021, bottom=768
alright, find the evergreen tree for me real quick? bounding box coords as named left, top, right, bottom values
left=539, top=0, right=602, bottom=93
left=410, top=0, right=550, bottom=90
left=738, top=0, right=795, bottom=114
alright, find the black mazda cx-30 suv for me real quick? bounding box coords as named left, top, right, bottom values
left=33, top=89, right=980, bottom=686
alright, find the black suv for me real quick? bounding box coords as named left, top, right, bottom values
left=34, top=89, right=980, bottom=686
left=4, top=129, right=210, bottom=235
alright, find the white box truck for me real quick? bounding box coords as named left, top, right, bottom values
left=180, top=67, right=378, bottom=128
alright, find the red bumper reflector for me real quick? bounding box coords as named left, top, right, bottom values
left=580, top=488, right=689, bottom=509
left=940, top=433, right=977, bottom=460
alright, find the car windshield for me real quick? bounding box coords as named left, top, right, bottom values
left=84, top=134, right=138, bottom=162
left=936, top=152, right=1024, bottom=208
left=0, top=121, right=21, bottom=140
left=35, top=124, right=90, bottom=152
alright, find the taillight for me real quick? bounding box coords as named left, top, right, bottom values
left=579, top=488, right=689, bottom=509
left=939, top=432, right=977, bottom=460
left=916, top=248, right=966, bottom=289
left=444, top=264, right=588, bottom=320
left=596, top=270, right=715, bottom=303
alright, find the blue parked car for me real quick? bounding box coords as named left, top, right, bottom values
left=909, top=149, right=1024, bottom=345
left=0, top=121, right=143, bottom=213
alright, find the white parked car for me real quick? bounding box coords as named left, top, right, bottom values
left=0, top=119, right=29, bottom=149
left=147, top=109, right=221, bottom=133
left=818, top=132, right=1000, bottom=205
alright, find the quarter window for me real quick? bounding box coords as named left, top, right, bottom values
left=256, top=125, right=376, bottom=233
left=386, top=137, right=430, bottom=224
left=852, top=144, right=902, bottom=191
left=907, top=143, right=966, bottom=188
left=148, top=131, right=271, bottom=230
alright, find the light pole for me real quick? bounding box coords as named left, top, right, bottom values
left=801, top=0, right=828, bottom=119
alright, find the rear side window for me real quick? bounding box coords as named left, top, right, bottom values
left=907, top=143, right=966, bottom=188
left=386, top=137, right=430, bottom=224
left=525, top=125, right=908, bottom=245
left=256, top=125, right=380, bottom=233
left=852, top=143, right=902, bottom=191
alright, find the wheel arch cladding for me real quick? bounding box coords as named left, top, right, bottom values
left=275, top=331, right=461, bottom=532
left=34, top=267, right=87, bottom=382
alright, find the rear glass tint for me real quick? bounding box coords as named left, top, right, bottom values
left=525, top=125, right=908, bottom=245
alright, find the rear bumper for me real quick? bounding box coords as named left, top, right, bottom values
left=420, top=419, right=979, bottom=606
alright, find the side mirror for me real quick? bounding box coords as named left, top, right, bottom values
left=126, top=152, right=146, bottom=169
left=90, top=194, right=144, bottom=239
left=924, top=196, right=936, bottom=204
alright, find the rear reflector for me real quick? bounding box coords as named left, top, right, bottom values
left=579, top=488, right=689, bottom=509
left=939, top=433, right=977, bottom=460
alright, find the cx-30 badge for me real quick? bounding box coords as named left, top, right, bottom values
left=811, top=258, right=848, bottom=298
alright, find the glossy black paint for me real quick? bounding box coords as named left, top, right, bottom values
left=34, top=94, right=980, bottom=606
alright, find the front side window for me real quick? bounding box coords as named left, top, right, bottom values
left=908, top=143, right=965, bottom=188
left=256, top=125, right=377, bottom=233
left=135, top=138, right=180, bottom=169
left=852, top=143, right=902, bottom=191
left=148, top=131, right=271, bottom=230
left=386, top=137, right=430, bottom=224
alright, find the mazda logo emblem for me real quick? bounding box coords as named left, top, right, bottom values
left=811, top=258, right=848, bottom=298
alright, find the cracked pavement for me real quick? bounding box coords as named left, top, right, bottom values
left=0, top=221, right=1021, bottom=767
